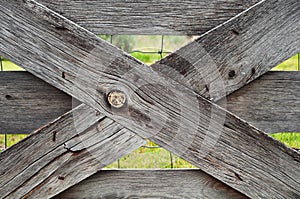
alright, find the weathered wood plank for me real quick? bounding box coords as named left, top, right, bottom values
left=1, top=1, right=300, bottom=198
left=36, top=0, right=299, bottom=103
left=0, top=104, right=146, bottom=198
left=1, top=71, right=300, bottom=134
left=55, top=170, right=248, bottom=199
left=37, top=0, right=259, bottom=35
left=222, top=71, right=300, bottom=133
left=153, top=0, right=300, bottom=101
left=0, top=71, right=72, bottom=134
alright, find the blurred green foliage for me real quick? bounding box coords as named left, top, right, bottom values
left=270, top=133, right=300, bottom=149
left=273, top=54, right=299, bottom=71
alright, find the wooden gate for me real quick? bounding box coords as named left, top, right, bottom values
left=0, top=0, right=300, bottom=198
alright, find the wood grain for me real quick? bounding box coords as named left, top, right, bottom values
left=55, top=170, right=247, bottom=199
left=1, top=1, right=300, bottom=198
left=153, top=0, right=300, bottom=101
left=37, top=0, right=259, bottom=35
left=1, top=71, right=300, bottom=134
left=0, top=71, right=72, bottom=134
left=0, top=104, right=146, bottom=198
left=222, top=71, right=300, bottom=133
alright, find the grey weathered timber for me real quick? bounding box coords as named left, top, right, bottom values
left=55, top=170, right=247, bottom=199
left=222, top=71, right=300, bottom=133
left=0, top=104, right=146, bottom=198
left=153, top=0, right=300, bottom=101
left=0, top=71, right=72, bottom=134
left=1, top=71, right=300, bottom=134
left=37, top=0, right=259, bottom=35
left=1, top=1, right=300, bottom=198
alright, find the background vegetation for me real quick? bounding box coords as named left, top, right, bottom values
left=0, top=35, right=299, bottom=168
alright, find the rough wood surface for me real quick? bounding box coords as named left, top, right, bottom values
left=55, top=170, right=247, bottom=199
left=1, top=1, right=300, bottom=198
left=37, top=0, right=259, bottom=35
left=222, top=71, right=300, bottom=133
left=1, top=71, right=300, bottom=134
left=0, top=71, right=72, bottom=134
left=153, top=0, right=300, bottom=101
left=0, top=104, right=146, bottom=198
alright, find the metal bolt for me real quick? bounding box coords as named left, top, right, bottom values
left=107, top=90, right=126, bottom=108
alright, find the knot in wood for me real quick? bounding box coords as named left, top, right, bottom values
left=228, top=70, right=236, bottom=79
left=107, top=90, right=126, bottom=108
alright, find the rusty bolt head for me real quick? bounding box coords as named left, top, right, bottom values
left=107, top=90, right=126, bottom=108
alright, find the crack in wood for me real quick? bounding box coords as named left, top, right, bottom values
left=1, top=0, right=300, bottom=198
left=52, top=131, right=57, bottom=142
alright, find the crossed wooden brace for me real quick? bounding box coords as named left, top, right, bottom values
left=0, top=0, right=300, bottom=198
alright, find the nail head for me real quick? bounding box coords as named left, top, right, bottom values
left=107, top=90, right=126, bottom=108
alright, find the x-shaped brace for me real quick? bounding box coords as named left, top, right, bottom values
left=0, top=0, right=300, bottom=198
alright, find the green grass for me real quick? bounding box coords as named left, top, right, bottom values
left=272, top=53, right=299, bottom=71
left=0, top=134, right=27, bottom=152
left=130, top=52, right=169, bottom=65
left=0, top=36, right=300, bottom=168
left=106, top=141, right=196, bottom=169
left=98, top=35, right=192, bottom=65
left=1, top=59, right=24, bottom=71
left=270, top=133, right=300, bottom=149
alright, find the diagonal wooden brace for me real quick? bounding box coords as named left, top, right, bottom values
left=2, top=0, right=300, bottom=135
left=39, top=0, right=300, bottom=101
left=0, top=1, right=265, bottom=197
left=34, top=0, right=298, bottom=103
left=0, top=0, right=300, bottom=198
left=0, top=104, right=146, bottom=198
